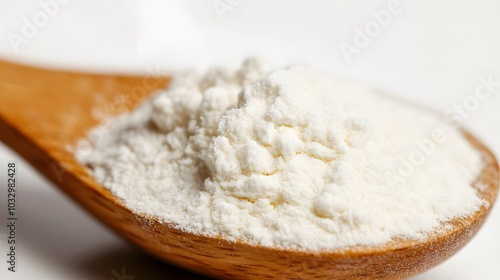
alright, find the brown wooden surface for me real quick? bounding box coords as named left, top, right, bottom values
left=0, top=59, right=498, bottom=280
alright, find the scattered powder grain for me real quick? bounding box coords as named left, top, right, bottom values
left=78, top=59, right=485, bottom=250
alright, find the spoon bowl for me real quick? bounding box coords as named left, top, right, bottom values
left=0, top=59, right=498, bottom=280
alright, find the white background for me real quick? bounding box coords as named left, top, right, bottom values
left=0, top=0, right=499, bottom=279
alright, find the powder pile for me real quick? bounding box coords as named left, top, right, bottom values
left=78, top=59, right=484, bottom=250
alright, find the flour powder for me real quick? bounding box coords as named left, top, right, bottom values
left=78, top=58, right=484, bottom=250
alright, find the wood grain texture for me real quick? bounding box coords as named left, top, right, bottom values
left=0, top=59, right=498, bottom=280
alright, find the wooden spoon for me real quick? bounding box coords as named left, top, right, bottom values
left=0, top=59, right=498, bottom=280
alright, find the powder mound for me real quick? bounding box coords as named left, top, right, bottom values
left=78, top=58, right=485, bottom=250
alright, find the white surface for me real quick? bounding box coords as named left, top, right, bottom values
left=0, top=0, right=499, bottom=279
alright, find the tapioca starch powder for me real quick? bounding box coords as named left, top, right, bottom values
left=78, top=59, right=484, bottom=250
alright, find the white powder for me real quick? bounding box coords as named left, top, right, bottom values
left=78, top=58, right=485, bottom=250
